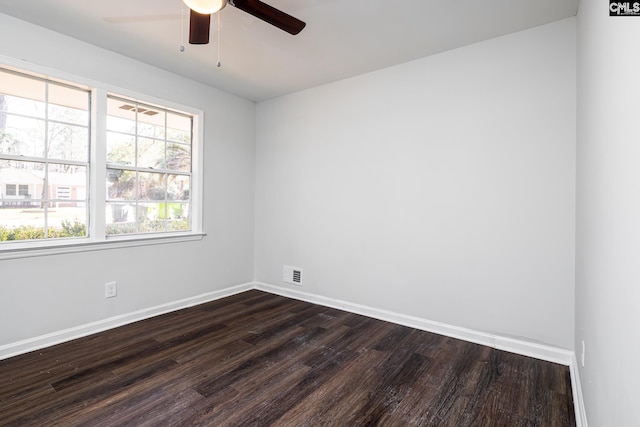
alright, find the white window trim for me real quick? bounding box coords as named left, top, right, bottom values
left=0, top=56, right=205, bottom=259
left=0, top=233, right=206, bottom=260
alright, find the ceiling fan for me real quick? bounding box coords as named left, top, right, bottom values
left=184, top=0, right=306, bottom=44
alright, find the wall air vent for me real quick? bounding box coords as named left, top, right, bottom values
left=283, top=265, right=303, bottom=286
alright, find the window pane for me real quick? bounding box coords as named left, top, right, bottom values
left=168, top=174, right=190, bottom=200
left=107, top=115, right=136, bottom=134
left=48, top=84, right=89, bottom=126
left=48, top=202, right=87, bottom=238
left=1, top=115, right=46, bottom=157
left=138, top=172, right=166, bottom=201
left=166, top=202, right=190, bottom=231
left=0, top=94, right=46, bottom=119
left=0, top=213, right=45, bottom=241
left=0, top=70, right=46, bottom=118
left=137, top=137, right=165, bottom=169
left=138, top=109, right=165, bottom=139
left=107, top=168, right=136, bottom=200
left=48, top=123, right=89, bottom=162
left=107, top=97, right=136, bottom=130
left=106, top=132, right=135, bottom=166
left=166, top=143, right=191, bottom=172
left=106, top=202, right=136, bottom=235
left=169, top=218, right=190, bottom=232
left=0, top=160, right=45, bottom=200
left=138, top=203, right=166, bottom=233
left=47, top=163, right=86, bottom=202
left=166, top=112, right=191, bottom=143
left=106, top=222, right=136, bottom=235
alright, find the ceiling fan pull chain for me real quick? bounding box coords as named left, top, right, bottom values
left=180, top=4, right=186, bottom=52
left=217, top=12, right=222, bottom=67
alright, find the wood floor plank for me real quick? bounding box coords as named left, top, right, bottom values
left=272, top=349, right=389, bottom=426
left=0, top=290, right=575, bottom=426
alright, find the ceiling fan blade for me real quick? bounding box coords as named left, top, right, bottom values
left=229, top=0, right=306, bottom=35
left=189, top=10, right=211, bottom=44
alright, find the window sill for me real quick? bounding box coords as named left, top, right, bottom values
left=0, top=233, right=206, bottom=261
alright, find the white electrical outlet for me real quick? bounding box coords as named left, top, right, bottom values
left=581, top=340, right=585, bottom=367
left=105, top=281, right=117, bottom=298
left=283, top=265, right=303, bottom=286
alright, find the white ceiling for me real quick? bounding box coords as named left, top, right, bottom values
left=0, top=0, right=578, bottom=102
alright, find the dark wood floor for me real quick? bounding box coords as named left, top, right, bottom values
left=0, top=290, right=575, bottom=426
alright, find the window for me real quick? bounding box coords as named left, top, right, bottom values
left=0, top=65, right=201, bottom=250
left=0, top=68, right=89, bottom=240
left=5, top=184, right=15, bottom=196
left=106, top=96, right=192, bottom=235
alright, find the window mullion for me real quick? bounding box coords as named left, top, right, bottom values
left=91, top=88, right=107, bottom=241
left=190, top=114, right=202, bottom=232
left=44, top=81, right=50, bottom=238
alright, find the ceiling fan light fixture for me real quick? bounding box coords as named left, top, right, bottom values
left=183, top=0, right=227, bottom=15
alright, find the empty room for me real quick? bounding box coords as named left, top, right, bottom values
left=0, top=0, right=638, bottom=425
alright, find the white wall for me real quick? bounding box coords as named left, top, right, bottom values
left=255, top=19, right=576, bottom=349
left=576, top=1, right=640, bottom=425
left=0, top=14, right=256, bottom=347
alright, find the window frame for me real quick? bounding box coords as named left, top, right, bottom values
left=0, top=61, right=205, bottom=260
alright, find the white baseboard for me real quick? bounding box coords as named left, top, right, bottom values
left=570, top=355, right=589, bottom=427
left=253, top=282, right=574, bottom=366
left=0, top=281, right=573, bottom=366
left=0, top=282, right=253, bottom=361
